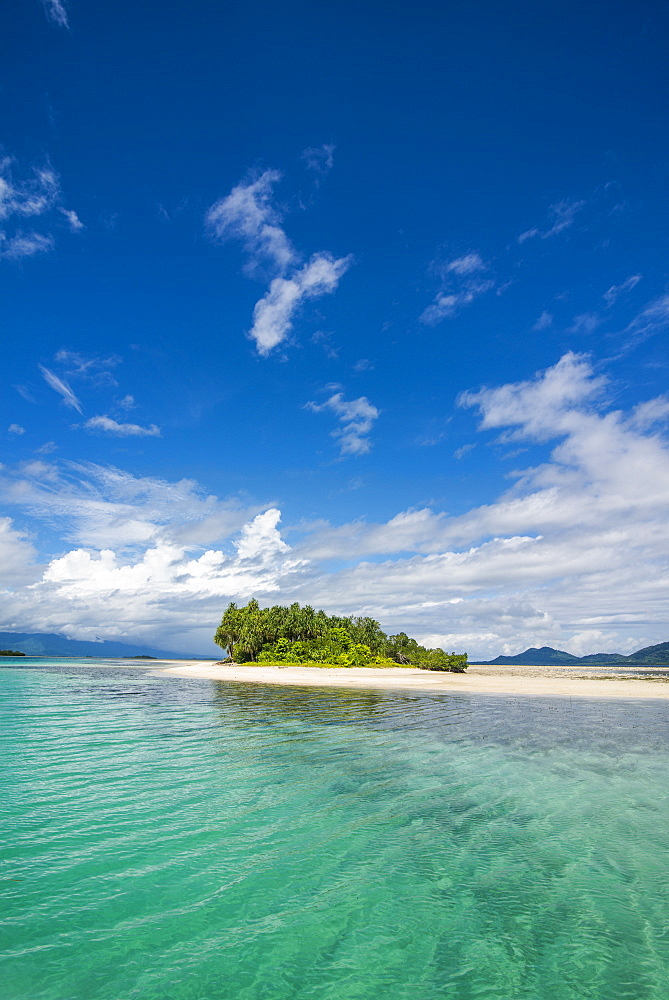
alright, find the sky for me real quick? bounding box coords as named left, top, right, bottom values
left=1, top=0, right=668, bottom=658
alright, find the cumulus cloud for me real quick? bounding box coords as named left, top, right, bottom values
left=306, top=392, right=380, bottom=456
left=0, top=460, right=263, bottom=551
left=207, top=167, right=351, bottom=354
left=518, top=197, right=585, bottom=243
left=294, top=353, right=669, bottom=655
left=42, top=0, right=69, bottom=28
left=39, top=365, right=83, bottom=413
left=250, top=253, right=352, bottom=354
left=205, top=169, right=296, bottom=274
left=0, top=516, right=40, bottom=587
left=421, top=251, right=494, bottom=324
left=3, top=356, right=668, bottom=657
left=83, top=416, right=161, bottom=437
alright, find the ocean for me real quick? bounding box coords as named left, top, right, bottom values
left=2, top=659, right=668, bottom=999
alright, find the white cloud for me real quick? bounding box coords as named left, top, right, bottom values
left=421, top=251, right=493, bottom=324
left=0, top=163, right=59, bottom=220
left=306, top=392, right=380, bottom=456
left=603, top=274, right=641, bottom=307
left=532, top=311, right=553, bottom=332
left=301, top=143, right=335, bottom=178
left=620, top=293, right=669, bottom=353
left=83, top=416, right=161, bottom=438
left=518, top=198, right=585, bottom=242
left=568, top=312, right=600, bottom=335
left=292, top=353, right=669, bottom=655
left=54, top=349, right=120, bottom=382
left=0, top=158, right=78, bottom=260
left=445, top=252, right=486, bottom=276
left=0, top=460, right=263, bottom=551
left=8, top=424, right=25, bottom=435
left=3, top=356, right=668, bottom=657
left=208, top=167, right=352, bottom=354
left=119, top=395, right=136, bottom=410
left=39, top=365, right=83, bottom=413
left=1, top=232, right=54, bottom=259
left=250, top=252, right=352, bottom=354
left=0, top=516, right=41, bottom=587
left=59, top=208, right=84, bottom=232
left=205, top=170, right=296, bottom=274
left=42, top=0, right=69, bottom=28
left=627, top=395, right=669, bottom=432
left=421, top=282, right=494, bottom=324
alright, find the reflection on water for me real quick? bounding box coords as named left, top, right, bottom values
left=1, top=661, right=669, bottom=1000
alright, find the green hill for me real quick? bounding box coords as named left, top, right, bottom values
left=474, top=641, right=669, bottom=666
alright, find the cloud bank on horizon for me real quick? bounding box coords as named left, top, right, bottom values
left=2, top=354, right=668, bottom=658
left=2, top=0, right=668, bottom=656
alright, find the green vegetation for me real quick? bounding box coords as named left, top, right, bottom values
left=214, top=600, right=467, bottom=671
left=0, top=649, right=25, bottom=656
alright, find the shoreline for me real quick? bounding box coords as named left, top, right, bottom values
left=157, top=661, right=669, bottom=699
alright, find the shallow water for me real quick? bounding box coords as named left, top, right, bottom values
left=2, top=660, right=669, bottom=999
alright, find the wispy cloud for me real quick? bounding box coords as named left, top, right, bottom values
left=0, top=157, right=79, bottom=260
left=353, top=358, right=374, bottom=373
left=59, top=208, right=84, bottom=232
left=518, top=197, right=585, bottom=243
left=205, top=169, right=296, bottom=274
left=83, top=416, right=161, bottom=437
left=444, top=252, right=486, bottom=276
left=603, top=274, right=642, bottom=307
left=8, top=424, right=25, bottom=435
left=39, top=365, right=83, bottom=414
left=54, top=350, right=119, bottom=386
left=311, top=330, right=339, bottom=359
left=42, top=0, right=69, bottom=28
left=532, top=310, right=553, bottom=332
left=421, top=251, right=493, bottom=325
left=1, top=232, right=54, bottom=259
left=569, top=312, right=600, bottom=335
left=250, top=253, right=351, bottom=355
left=306, top=392, right=380, bottom=456
left=620, top=293, right=669, bottom=354
left=301, top=143, right=335, bottom=179
left=627, top=395, right=669, bottom=432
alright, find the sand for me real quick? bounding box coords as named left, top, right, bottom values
left=156, top=661, right=669, bottom=699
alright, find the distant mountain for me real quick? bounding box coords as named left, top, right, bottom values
left=0, top=632, right=196, bottom=659
left=473, top=641, right=669, bottom=666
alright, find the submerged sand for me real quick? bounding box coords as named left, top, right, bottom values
left=156, top=661, right=669, bottom=699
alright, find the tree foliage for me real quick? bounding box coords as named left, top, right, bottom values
left=214, top=601, right=467, bottom=671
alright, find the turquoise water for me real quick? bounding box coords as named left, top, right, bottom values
left=2, top=661, right=669, bottom=999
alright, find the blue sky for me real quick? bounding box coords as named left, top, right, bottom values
left=1, top=0, right=668, bottom=657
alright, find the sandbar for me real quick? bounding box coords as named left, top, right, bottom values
left=157, top=661, right=669, bottom=699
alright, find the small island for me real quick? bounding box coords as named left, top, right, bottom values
left=214, top=600, right=468, bottom=672
left=0, top=649, right=25, bottom=656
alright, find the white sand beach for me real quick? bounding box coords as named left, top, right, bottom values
left=157, top=661, right=669, bottom=699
